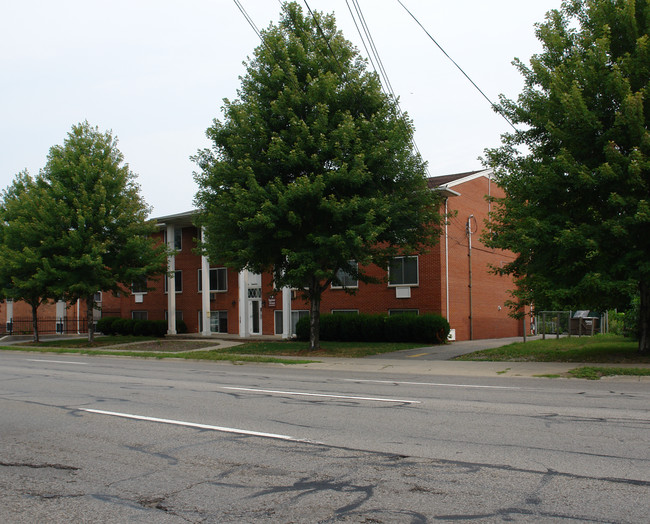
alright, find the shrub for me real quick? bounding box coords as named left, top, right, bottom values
left=624, top=296, right=640, bottom=340
left=176, top=319, right=188, bottom=334
left=132, top=319, right=151, bottom=336
left=96, top=316, right=119, bottom=336
left=152, top=320, right=168, bottom=337
left=296, top=313, right=449, bottom=344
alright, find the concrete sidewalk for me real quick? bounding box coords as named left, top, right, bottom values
left=294, top=336, right=649, bottom=380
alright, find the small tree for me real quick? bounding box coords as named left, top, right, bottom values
left=0, top=172, right=58, bottom=341
left=43, top=122, right=167, bottom=342
left=194, top=3, right=442, bottom=349
left=484, top=0, right=650, bottom=352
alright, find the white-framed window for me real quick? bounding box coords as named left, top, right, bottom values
left=332, top=309, right=359, bottom=315
left=332, top=261, right=358, bottom=289
left=132, top=311, right=148, bottom=320
left=388, top=309, right=419, bottom=316
left=274, top=310, right=309, bottom=335
left=131, top=278, right=147, bottom=294
left=94, top=291, right=102, bottom=303
left=164, top=227, right=183, bottom=251
left=199, top=310, right=228, bottom=333
left=388, top=256, right=418, bottom=286
left=198, top=268, right=227, bottom=292
left=164, top=270, right=182, bottom=293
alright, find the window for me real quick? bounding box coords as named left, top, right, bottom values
left=332, top=309, right=359, bottom=315
left=164, top=227, right=183, bottom=251
left=165, top=310, right=183, bottom=321
left=200, top=310, right=228, bottom=333
left=198, top=268, right=227, bottom=292
left=274, top=310, right=309, bottom=336
left=388, top=256, right=418, bottom=286
left=388, top=309, right=419, bottom=316
left=131, top=278, right=147, bottom=294
left=164, top=270, right=182, bottom=293
left=332, top=261, right=358, bottom=289
left=132, top=311, right=148, bottom=320
left=94, top=292, right=102, bottom=303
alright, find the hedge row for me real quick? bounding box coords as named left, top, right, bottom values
left=96, top=317, right=188, bottom=337
left=296, top=313, right=450, bottom=344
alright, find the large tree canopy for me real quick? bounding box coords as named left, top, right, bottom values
left=42, top=121, right=167, bottom=341
left=194, top=2, right=442, bottom=349
left=484, top=0, right=650, bottom=351
left=0, top=172, right=59, bottom=341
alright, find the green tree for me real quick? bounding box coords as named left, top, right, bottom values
left=483, top=0, right=650, bottom=352
left=0, top=172, right=58, bottom=341
left=194, top=2, right=442, bottom=349
left=43, top=121, right=167, bottom=342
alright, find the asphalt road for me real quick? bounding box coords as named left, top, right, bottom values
left=1, top=352, right=648, bottom=523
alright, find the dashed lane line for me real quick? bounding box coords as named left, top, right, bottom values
left=221, top=386, right=420, bottom=404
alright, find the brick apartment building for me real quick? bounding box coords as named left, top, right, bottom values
left=0, top=169, right=524, bottom=341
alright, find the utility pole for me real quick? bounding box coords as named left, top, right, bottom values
left=467, top=214, right=474, bottom=340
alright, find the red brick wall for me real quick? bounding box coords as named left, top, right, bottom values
left=443, top=175, right=522, bottom=340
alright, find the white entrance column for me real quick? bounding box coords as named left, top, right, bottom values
left=166, top=224, right=177, bottom=335
left=282, top=286, right=292, bottom=339
left=200, top=228, right=211, bottom=336
left=6, top=299, right=13, bottom=331
left=238, top=270, right=248, bottom=337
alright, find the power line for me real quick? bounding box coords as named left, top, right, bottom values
left=232, top=0, right=260, bottom=38
left=396, top=0, right=519, bottom=134
left=344, top=0, right=429, bottom=173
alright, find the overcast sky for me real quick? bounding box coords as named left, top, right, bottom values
left=1, top=0, right=555, bottom=217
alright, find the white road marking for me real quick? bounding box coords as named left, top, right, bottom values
left=79, top=408, right=318, bottom=443
left=221, top=386, right=420, bottom=404
left=343, top=379, right=521, bottom=390
left=27, top=359, right=88, bottom=365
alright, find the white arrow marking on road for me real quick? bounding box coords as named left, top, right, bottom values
left=79, top=408, right=319, bottom=443
left=221, top=386, right=420, bottom=404
left=343, top=379, right=521, bottom=390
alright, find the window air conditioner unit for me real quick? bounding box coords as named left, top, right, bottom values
left=395, top=286, right=411, bottom=299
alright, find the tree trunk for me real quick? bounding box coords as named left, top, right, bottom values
left=87, top=295, right=95, bottom=344
left=639, top=280, right=649, bottom=354
left=31, top=303, right=39, bottom=343
left=309, top=289, right=321, bottom=351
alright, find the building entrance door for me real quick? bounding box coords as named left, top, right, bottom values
left=249, top=299, right=261, bottom=334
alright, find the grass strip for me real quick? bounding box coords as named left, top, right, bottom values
left=455, top=335, right=649, bottom=363
left=217, top=341, right=424, bottom=358
left=568, top=366, right=650, bottom=380
left=0, top=345, right=316, bottom=365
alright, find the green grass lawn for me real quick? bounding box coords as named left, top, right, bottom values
left=2, top=336, right=422, bottom=363
left=454, top=334, right=649, bottom=363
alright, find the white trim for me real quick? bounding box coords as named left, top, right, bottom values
left=166, top=224, right=177, bottom=335
left=443, top=168, right=493, bottom=189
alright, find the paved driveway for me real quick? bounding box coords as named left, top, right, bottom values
left=369, top=335, right=541, bottom=360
